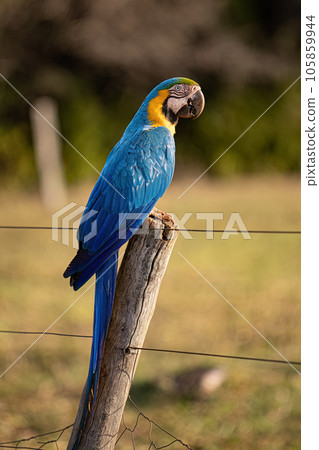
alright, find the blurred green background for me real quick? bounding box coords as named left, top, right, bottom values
left=0, top=0, right=300, bottom=187
left=0, top=1, right=300, bottom=449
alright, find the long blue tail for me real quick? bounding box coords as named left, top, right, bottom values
left=73, top=251, right=118, bottom=449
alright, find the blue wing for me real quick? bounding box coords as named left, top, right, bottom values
left=64, top=126, right=175, bottom=290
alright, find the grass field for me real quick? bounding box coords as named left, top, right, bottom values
left=0, top=174, right=300, bottom=449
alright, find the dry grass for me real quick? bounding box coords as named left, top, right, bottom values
left=0, top=174, right=300, bottom=449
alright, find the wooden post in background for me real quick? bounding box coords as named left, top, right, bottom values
left=68, top=209, right=179, bottom=450
left=30, top=97, right=67, bottom=210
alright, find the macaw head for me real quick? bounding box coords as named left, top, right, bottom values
left=160, top=77, right=205, bottom=120
left=147, top=77, right=205, bottom=133
left=123, top=77, right=205, bottom=137
left=127, top=77, right=204, bottom=135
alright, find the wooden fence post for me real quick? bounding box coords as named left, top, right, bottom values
left=67, top=209, right=179, bottom=450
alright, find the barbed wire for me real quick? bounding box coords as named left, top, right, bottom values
left=0, top=225, right=301, bottom=235
left=0, top=330, right=301, bottom=366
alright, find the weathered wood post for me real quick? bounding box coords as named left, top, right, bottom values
left=68, top=209, right=178, bottom=450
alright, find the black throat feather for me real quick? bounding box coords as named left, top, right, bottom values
left=162, top=99, right=178, bottom=125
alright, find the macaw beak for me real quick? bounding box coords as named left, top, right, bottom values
left=177, top=87, right=205, bottom=119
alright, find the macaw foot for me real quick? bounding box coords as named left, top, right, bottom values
left=150, top=207, right=173, bottom=223
left=149, top=208, right=178, bottom=240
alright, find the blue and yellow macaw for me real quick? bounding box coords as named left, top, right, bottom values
left=64, top=77, right=204, bottom=446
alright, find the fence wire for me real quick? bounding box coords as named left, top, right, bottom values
left=0, top=424, right=73, bottom=449
left=118, top=396, right=192, bottom=449
left=0, top=396, right=193, bottom=450
left=0, top=330, right=301, bottom=366
left=0, top=225, right=301, bottom=235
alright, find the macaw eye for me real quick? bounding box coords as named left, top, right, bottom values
left=175, top=85, right=182, bottom=91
